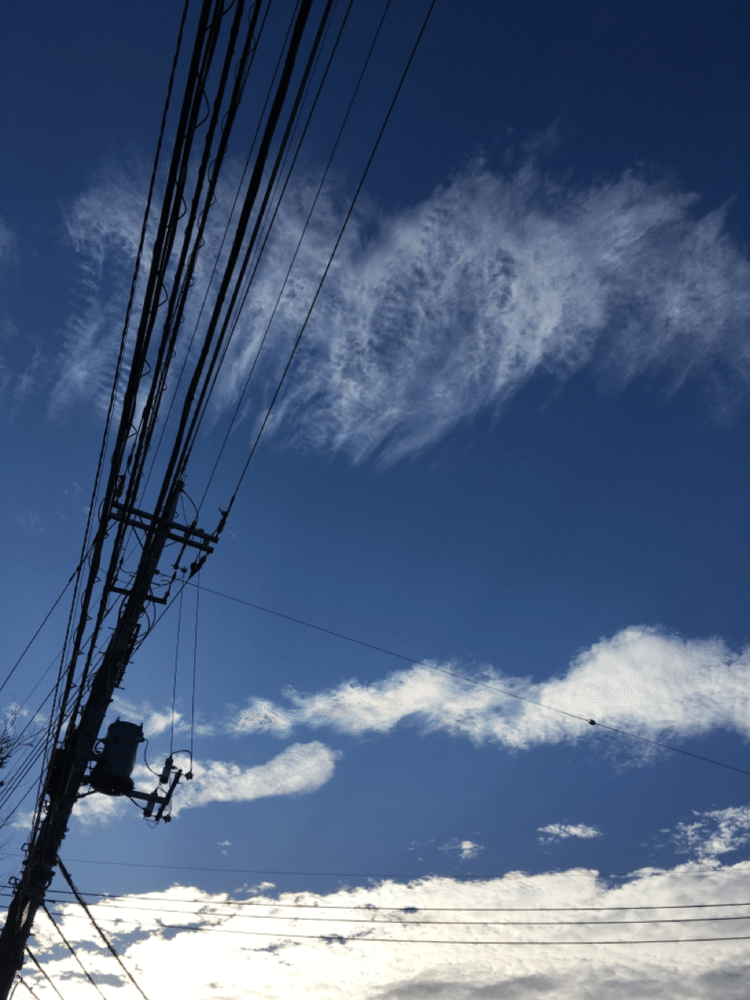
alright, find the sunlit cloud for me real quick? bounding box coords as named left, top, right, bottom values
left=71, top=742, right=340, bottom=825
left=672, top=805, right=750, bottom=861
left=230, top=626, right=750, bottom=756
left=438, top=838, right=485, bottom=861
left=26, top=858, right=750, bottom=999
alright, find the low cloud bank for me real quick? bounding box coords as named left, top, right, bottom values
left=27, top=858, right=750, bottom=999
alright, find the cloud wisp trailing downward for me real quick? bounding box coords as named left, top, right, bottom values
left=231, top=626, right=750, bottom=756
left=32, top=154, right=750, bottom=463
left=72, top=742, right=340, bottom=824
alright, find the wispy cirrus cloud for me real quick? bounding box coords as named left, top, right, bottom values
left=24, top=859, right=750, bottom=999
left=33, top=152, right=750, bottom=463
left=230, top=626, right=750, bottom=756
left=271, top=163, right=750, bottom=464
left=538, top=823, right=602, bottom=844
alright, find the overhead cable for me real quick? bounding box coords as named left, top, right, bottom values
left=42, top=903, right=107, bottom=1000
left=23, top=951, right=64, bottom=1000
left=57, top=860, right=152, bottom=1000
left=189, top=582, right=750, bottom=780
left=49, top=856, right=750, bottom=881
left=31, top=916, right=750, bottom=947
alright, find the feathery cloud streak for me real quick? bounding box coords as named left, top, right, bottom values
left=273, top=165, right=750, bottom=463
left=231, top=626, right=750, bottom=754
left=38, top=157, right=750, bottom=463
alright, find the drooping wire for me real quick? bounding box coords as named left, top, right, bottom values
left=39, top=898, right=750, bottom=926
left=41, top=855, right=750, bottom=882
left=189, top=581, right=750, bottom=780
left=42, top=904, right=107, bottom=1000
left=31, top=915, right=750, bottom=947
left=57, top=859, right=152, bottom=1000
left=190, top=575, right=200, bottom=767
left=35, top=887, right=750, bottom=911
left=170, top=587, right=184, bottom=757
left=0, top=555, right=85, bottom=697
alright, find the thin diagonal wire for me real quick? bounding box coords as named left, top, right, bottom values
left=190, top=575, right=200, bottom=763
left=220, top=0, right=438, bottom=516
left=170, top=587, right=184, bottom=757
left=0, top=557, right=83, bottom=696
left=42, top=905, right=107, bottom=1000
left=24, top=950, right=65, bottom=1000
left=14, top=979, right=40, bottom=999
left=189, top=582, right=750, bottom=779
left=57, top=859, right=151, bottom=1000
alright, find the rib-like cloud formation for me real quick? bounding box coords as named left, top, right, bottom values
left=72, top=742, right=340, bottom=824
left=231, top=627, right=750, bottom=754
left=34, top=155, right=750, bottom=464
left=25, top=859, right=750, bottom=999
left=272, top=165, right=750, bottom=464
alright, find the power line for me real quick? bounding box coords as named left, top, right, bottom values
left=52, top=856, right=750, bottom=881
left=41, top=898, right=750, bottom=926
left=32, top=890, right=750, bottom=912
left=0, top=558, right=83, bottom=697
left=30, top=916, right=750, bottom=947
left=218, top=0, right=438, bottom=519
left=23, top=951, right=65, bottom=1000
left=13, top=980, right=40, bottom=999
left=42, top=904, right=107, bottom=1000
left=57, top=860, right=151, bottom=1000
left=189, top=582, right=750, bottom=779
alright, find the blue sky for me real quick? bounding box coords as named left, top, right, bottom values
left=1, top=1, right=750, bottom=997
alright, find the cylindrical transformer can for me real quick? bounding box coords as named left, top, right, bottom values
left=89, top=719, right=144, bottom=796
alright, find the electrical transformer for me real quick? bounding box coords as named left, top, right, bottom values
left=89, top=719, right=144, bottom=796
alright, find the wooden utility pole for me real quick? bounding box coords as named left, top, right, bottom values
left=0, top=481, right=217, bottom=995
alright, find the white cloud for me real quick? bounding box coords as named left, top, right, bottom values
left=672, top=805, right=750, bottom=861
left=25, top=860, right=750, bottom=999
left=168, top=742, right=341, bottom=816
left=230, top=626, right=750, bottom=756
left=40, top=156, right=750, bottom=462
left=439, top=838, right=485, bottom=861
left=72, top=742, right=340, bottom=824
left=268, top=162, right=750, bottom=464
left=538, top=823, right=603, bottom=844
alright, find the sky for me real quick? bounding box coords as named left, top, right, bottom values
left=1, top=1, right=750, bottom=997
